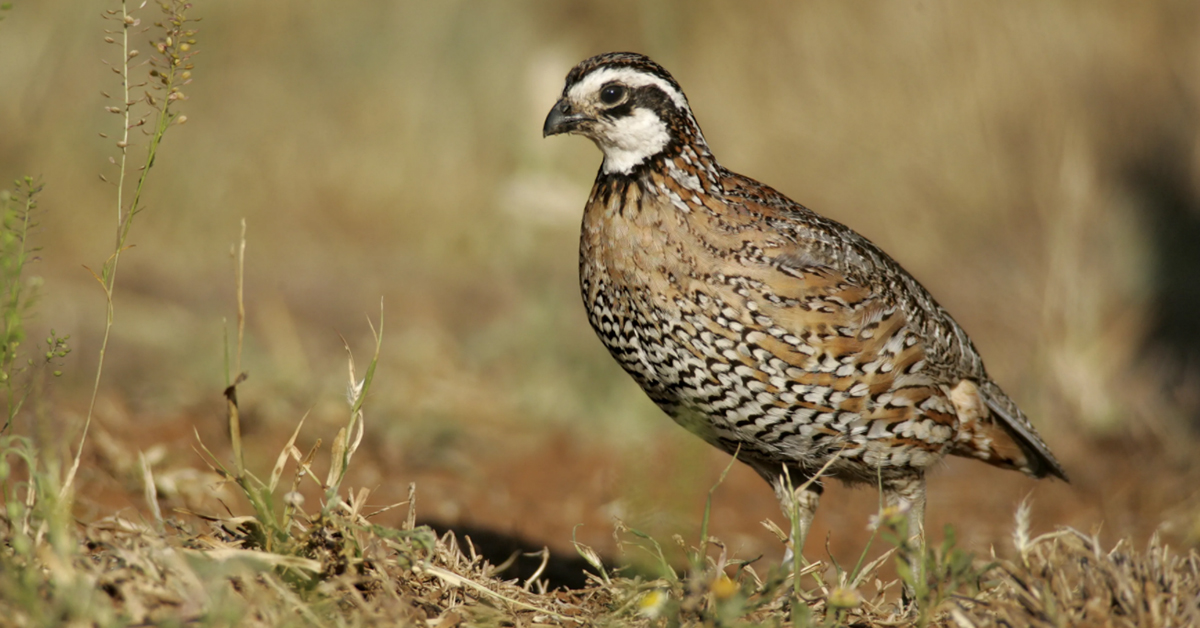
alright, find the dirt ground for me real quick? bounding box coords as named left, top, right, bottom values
left=76, top=400, right=1200, bottom=592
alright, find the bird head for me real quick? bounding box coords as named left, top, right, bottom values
left=543, top=52, right=709, bottom=175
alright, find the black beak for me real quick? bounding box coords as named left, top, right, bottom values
left=543, top=99, right=590, bottom=137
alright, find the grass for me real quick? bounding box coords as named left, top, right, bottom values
left=4, top=431, right=1199, bottom=626
left=0, top=1, right=1199, bottom=626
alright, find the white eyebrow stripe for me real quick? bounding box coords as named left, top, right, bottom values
left=568, top=66, right=688, bottom=110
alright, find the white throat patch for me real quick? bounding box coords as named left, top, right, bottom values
left=597, top=107, right=670, bottom=174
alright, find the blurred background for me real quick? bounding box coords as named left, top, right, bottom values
left=2, top=1, right=1198, bottom=583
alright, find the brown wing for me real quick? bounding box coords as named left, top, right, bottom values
left=715, top=170, right=1068, bottom=480
left=757, top=247, right=960, bottom=467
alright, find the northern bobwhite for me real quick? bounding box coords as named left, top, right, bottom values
left=542, top=52, right=1067, bottom=557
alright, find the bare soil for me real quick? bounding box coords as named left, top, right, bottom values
left=78, top=402, right=1200, bottom=591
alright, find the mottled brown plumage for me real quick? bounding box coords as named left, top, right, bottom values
left=544, top=52, right=1066, bottom=556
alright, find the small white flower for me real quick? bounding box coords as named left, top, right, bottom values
left=867, top=502, right=911, bottom=531
left=637, top=589, right=668, bottom=619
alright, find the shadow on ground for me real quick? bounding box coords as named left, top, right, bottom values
left=422, top=520, right=603, bottom=590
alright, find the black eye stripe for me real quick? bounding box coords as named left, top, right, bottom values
left=633, top=85, right=673, bottom=110
left=600, top=84, right=677, bottom=120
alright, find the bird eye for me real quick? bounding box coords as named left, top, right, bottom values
left=599, top=84, right=627, bottom=106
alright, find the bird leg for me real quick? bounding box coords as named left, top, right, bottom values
left=883, top=474, right=927, bottom=609
left=771, top=469, right=823, bottom=568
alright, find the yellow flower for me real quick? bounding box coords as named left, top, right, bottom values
left=711, top=574, right=738, bottom=601
left=827, top=587, right=862, bottom=609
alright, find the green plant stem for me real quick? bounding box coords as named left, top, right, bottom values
left=2, top=182, right=37, bottom=432
left=64, top=0, right=182, bottom=498
left=697, top=445, right=738, bottom=571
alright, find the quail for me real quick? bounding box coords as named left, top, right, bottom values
left=542, top=52, right=1067, bottom=563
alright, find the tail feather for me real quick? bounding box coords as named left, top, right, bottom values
left=981, top=389, right=1069, bottom=482
left=948, top=379, right=1069, bottom=482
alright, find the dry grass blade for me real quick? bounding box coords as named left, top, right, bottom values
left=139, top=450, right=163, bottom=531
left=848, top=547, right=897, bottom=591
left=224, top=372, right=248, bottom=477
left=404, top=482, right=417, bottom=531
left=325, top=427, right=347, bottom=490
left=325, top=311, right=381, bottom=498
left=360, top=498, right=409, bottom=521
left=191, top=425, right=231, bottom=479
left=414, top=562, right=577, bottom=623
left=233, top=218, right=246, bottom=378
left=184, top=548, right=323, bottom=574
left=522, top=547, right=551, bottom=591
left=268, top=414, right=307, bottom=495
left=963, top=527, right=1200, bottom=627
